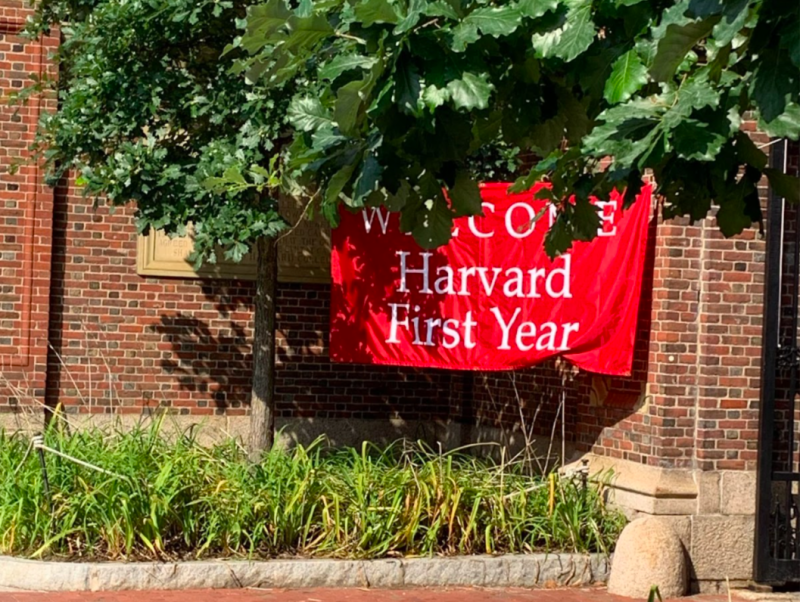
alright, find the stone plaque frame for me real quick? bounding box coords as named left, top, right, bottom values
left=136, top=197, right=330, bottom=283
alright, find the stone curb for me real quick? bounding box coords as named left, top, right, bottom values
left=0, top=554, right=609, bottom=592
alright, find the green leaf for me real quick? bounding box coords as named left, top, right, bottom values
left=311, top=126, right=345, bottom=151
left=243, top=58, right=271, bottom=83
left=760, top=103, right=800, bottom=139
left=250, top=164, right=271, bottom=181
left=583, top=100, right=663, bottom=166
left=325, top=162, right=358, bottom=205
left=354, top=0, right=399, bottom=26
left=223, top=165, right=247, bottom=186
left=687, top=0, right=725, bottom=17
left=352, top=154, right=383, bottom=204
left=296, top=0, right=313, bottom=18
left=710, top=0, right=749, bottom=46
left=517, top=0, right=558, bottom=19
left=765, top=168, right=800, bottom=204
left=464, top=6, right=522, bottom=37
left=622, top=173, right=644, bottom=208
left=448, top=171, right=482, bottom=217
left=675, top=70, right=720, bottom=113
left=385, top=180, right=412, bottom=211
left=412, top=198, right=454, bottom=249
left=510, top=152, right=560, bottom=193
left=422, top=1, right=461, bottom=20
left=781, top=15, right=800, bottom=68
left=687, top=0, right=750, bottom=45
left=243, top=0, right=291, bottom=53
left=334, top=80, right=366, bottom=136
left=671, top=119, right=726, bottom=161
left=319, top=55, right=378, bottom=81
left=545, top=214, right=572, bottom=257
left=716, top=193, right=751, bottom=237
left=531, top=0, right=596, bottom=63
left=751, top=50, right=797, bottom=123
left=604, top=50, right=649, bottom=104
left=394, top=0, right=424, bottom=33
left=470, top=111, right=502, bottom=151
left=446, top=72, right=494, bottom=111
left=285, top=14, right=334, bottom=51
left=650, top=18, right=716, bottom=82
left=395, top=61, right=422, bottom=115
left=246, top=0, right=291, bottom=29
left=735, top=131, right=767, bottom=171
left=650, top=0, right=693, bottom=42
left=559, top=89, right=590, bottom=143
left=572, top=196, right=601, bottom=241
left=451, top=23, right=480, bottom=52
left=421, top=85, right=450, bottom=110
left=530, top=112, right=567, bottom=154
left=288, top=96, right=333, bottom=132
left=520, top=55, right=541, bottom=83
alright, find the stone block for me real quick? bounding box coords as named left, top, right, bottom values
left=608, top=517, right=688, bottom=599
left=659, top=515, right=692, bottom=552
left=504, top=556, right=541, bottom=588
left=690, top=515, right=755, bottom=581
left=0, top=554, right=609, bottom=592
left=586, top=453, right=698, bottom=516
left=720, top=471, right=756, bottom=515
left=538, top=555, right=570, bottom=588
left=481, top=556, right=510, bottom=587
left=402, top=557, right=487, bottom=587
left=361, top=559, right=404, bottom=588
left=556, top=555, right=594, bottom=586
left=589, top=555, right=611, bottom=584
left=612, top=487, right=697, bottom=516
left=690, top=578, right=750, bottom=595
left=696, top=471, right=721, bottom=515
left=266, top=559, right=365, bottom=588
left=0, top=558, right=89, bottom=592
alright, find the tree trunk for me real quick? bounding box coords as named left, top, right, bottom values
left=248, top=235, right=278, bottom=460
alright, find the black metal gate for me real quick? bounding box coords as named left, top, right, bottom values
left=755, top=139, right=800, bottom=584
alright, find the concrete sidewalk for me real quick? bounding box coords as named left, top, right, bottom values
left=0, top=588, right=740, bottom=602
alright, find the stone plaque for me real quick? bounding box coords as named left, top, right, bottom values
left=136, top=196, right=330, bottom=282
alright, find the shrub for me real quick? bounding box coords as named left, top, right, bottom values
left=0, top=421, right=625, bottom=561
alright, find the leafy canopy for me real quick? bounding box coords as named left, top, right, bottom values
left=240, top=0, right=800, bottom=256
left=24, top=0, right=298, bottom=264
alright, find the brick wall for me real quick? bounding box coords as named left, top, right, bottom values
left=0, top=4, right=56, bottom=415
left=635, top=126, right=771, bottom=472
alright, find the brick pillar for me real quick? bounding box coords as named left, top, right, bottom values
left=579, top=126, right=776, bottom=592
left=0, top=5, right=57, bottom=427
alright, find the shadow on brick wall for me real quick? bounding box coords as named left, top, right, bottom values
left=145, top=282, right=466, bottom=429
left=148, top=313, right=251, bottom=411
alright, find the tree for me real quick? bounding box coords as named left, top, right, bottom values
left=21, top=0, right=303, bottom=457
left=240, top=0, right=800, bottom=257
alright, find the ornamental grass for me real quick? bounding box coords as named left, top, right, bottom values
left=0, top=419, right=625, bottom=561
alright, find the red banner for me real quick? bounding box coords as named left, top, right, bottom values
left=330, top=183, right=652, bottom=376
